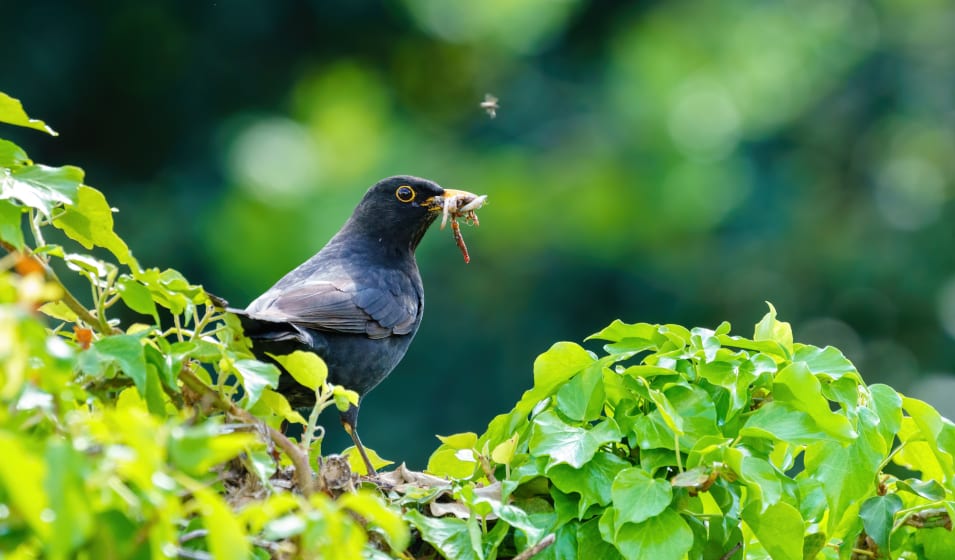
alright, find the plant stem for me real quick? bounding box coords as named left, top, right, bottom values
left=179, top=365, right=315, bottom=495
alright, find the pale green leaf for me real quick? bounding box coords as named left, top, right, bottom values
left=0, top=92, right=58, bottom=134
left=405, top=510, right=482, bottom=560
left=2, top=164, right=82, bottom=216
left=339, top=490, right=410, bottom=551
left=53, top=185, right=136, bottom=267
left=0, top=199, right=24, bottom=249
left=269, top=350, right=327, bottom=391
left=233, top=359, right=280, bottom=408
left=742, top=501, right=804, bottom=560
left=193, top=487, right=251, bottom=559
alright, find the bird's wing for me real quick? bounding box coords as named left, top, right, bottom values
left=248, top=277, right=418, bottom=339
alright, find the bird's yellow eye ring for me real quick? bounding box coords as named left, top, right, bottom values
left=396, top=186, right=415, bottom=203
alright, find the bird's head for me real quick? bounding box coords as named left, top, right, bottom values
left=343, top=175, right=481, bottom=252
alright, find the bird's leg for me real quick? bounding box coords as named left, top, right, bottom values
left=340, top=405, right=377, bottom=476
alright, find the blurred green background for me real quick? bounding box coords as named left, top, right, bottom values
left=5, top=0, right=955, bottom=467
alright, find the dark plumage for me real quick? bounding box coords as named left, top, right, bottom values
left=231, top=175, right=481, bottom=475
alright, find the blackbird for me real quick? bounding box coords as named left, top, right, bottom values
left=231, top=175, right=483, bottom=475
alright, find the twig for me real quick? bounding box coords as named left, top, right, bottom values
left=719, top=542, right=742, bottom=560
left=179, top=365, right=315, bottom=495
left=513, top=533, right=555, bottom=560
left=0, top=240, right=115, bottom=334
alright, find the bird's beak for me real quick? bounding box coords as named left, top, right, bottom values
left=424, top=188, right=487, bottom=213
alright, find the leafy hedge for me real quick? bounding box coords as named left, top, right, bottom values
left=1, top=92, right=954, bottom=559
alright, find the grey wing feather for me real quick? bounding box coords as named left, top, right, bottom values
left=247, top=278, right=418, bottom=339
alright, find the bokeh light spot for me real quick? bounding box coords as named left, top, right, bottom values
left=667, top=77, right=740, bottom=161
left=873, top=156, right=945, bottom=230
left=227, top=117, right=320, bottom=206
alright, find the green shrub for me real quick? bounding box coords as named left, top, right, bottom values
left=2, top=92, right=953, bottom=559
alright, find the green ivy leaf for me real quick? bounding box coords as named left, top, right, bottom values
left=193, top=487, right=251, bottom=559
left=91, top=334, right=148, bottom=395
left=529, top=410, right=622, bottom=469
left=895, top=478, right=945, bottom=501
left=0, top=92, right=58, bottom=135
left=901, top=396, right=955, bottom=481
left=772, top=362, right=856, bottom=442
left=343, top=445, right=394, bottom=476
left=269, top=350, right=327, bottom=391
left=117, top=276, right=159, bottom=323
left=339, top=490, right=410, bottom=552
left=0, top=198, right=25, bottom=249
left=168, top=423, right=258, bottom=475
left=0, top=432, right=51, bottom=540
left=232, top=358, right=280, bottom=408
left=3, top=164, right=82, bottom=217
left=793, top=344, right=859, bottom=381
left=549, top=451, right=629, bottom=517
left=859, top=494, right=903, bottom=551
left=54, top=185, right=136, bottom=268
left=555, top=363, right=605, bottom=422
left=0, top=138, right=31, bottom=166
left=805, top=408, right=885, bottom=534
left=599, top=507, right=693, bottom=560
left=611, top=467, right=673, bottom=531
left=405, top=510, right=482, bottom=560
left=869, top=384, right=902, bottom=447
left=428, top=434, right=479, bottom=479
left=741, top=501, right=804, bottom=560
left=753, top=302, right=793, bottom=358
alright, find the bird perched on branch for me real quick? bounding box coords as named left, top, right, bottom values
left=230, top=175, right=485, bottom=475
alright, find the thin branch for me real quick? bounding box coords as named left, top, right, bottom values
left=513, top=533, right=555, bottom=560
left=1, top=240, right=115, bottom=334
left=179, top=365, right=315, bottom=495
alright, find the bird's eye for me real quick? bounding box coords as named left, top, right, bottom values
left=395, top=186, right=415, bottom=203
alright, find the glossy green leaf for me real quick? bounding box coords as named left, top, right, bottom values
left=0, top=138, right=31, bottom=166
left=0, top=198, right=24, bottom=249
left=91, top=334, right=148, bottom=395
left=556, top=363, right=605, bottom=422
left=793, top=344, right=859, bottom=381
left=530, top=410, right=622, bottom=469
left=405, top=510, right=482, bottom=560
left=549, top=451, right=629, bottom=517
left=0, top=92, right=57, bottom=134
left=804, top=408, right=885, bottom=533
left=117, top=276, right=159, bottom=322
left=343, top=445, right=394, bottom=475
left=44, top=441, right=92, bottom=558
left=269, top=350, right=327, bottom=391
left=869, top=383, right=902, bottom=447
left=514, top=342, right=596, bottom=417
left=859, top=494, right=902, bottom=551
left=753, top=302, right=793, bottom=358
left=339, top=490, right=410, bottom=551
left=772, top=362, right=856, bottom=442
left=611, top=467, right=672, bottom=530
left=169, top=425, right=258, bottom=475
left=54, top=185, right=136, bottom=267
left=0, top=433, right=50, bottom=539
left=600, top=507, right=693, bottom=560
left=4, top=164, right=82, bottom=217
left=895, top=478, right=945, bottom=501
left=233, top=358, right=281, bottom=408
left=742, top=501, right=804, bottom=560
left=257, top=388, right=308, bottom=424
left=193, top=487, right=251, bottom=559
